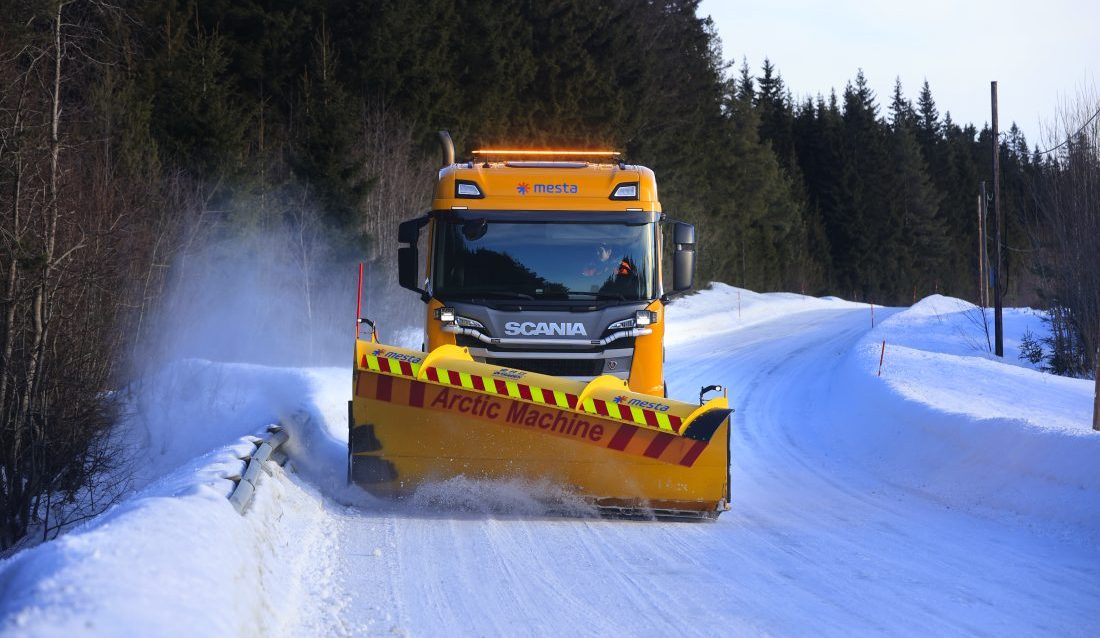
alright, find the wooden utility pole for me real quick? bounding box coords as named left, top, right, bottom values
left=990, top=81, right=1004, bottom=357
left=981, top=184, right=990, bottom=305
left=977, top=182, right=992, bottom=352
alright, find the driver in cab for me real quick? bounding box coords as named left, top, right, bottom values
left=581, top=243, right=616, bottom=278
left=582, top=243, right=633, bottom=278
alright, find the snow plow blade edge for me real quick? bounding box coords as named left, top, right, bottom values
left=350, top=342, right=731, bottom=518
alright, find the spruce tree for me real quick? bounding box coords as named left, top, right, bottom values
left=833, top=70, right=891, bottom=299
left=289, top=23, right=369, bottom=234
left=916, top=79, right=942, bottom=151
left=889, top=123, right=947, bottom=296
left=792, top=96, right=838, bottom=290
left=705, top=65, right=803, bottom=289
left=889, top=78, right=916, bottom=130
left=150, top=16, right=247, bottom=180
left=756, top=59, right=797, bottom=172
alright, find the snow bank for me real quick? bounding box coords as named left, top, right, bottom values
left=664, top=282, right=862, bottom=347
left=0, top=437, right=321, bottom=637
left=0, top=363, right=350, bottom=637
left=825, top=294, right=1099, bottom=533
left=667, top=286, right=1097, bottom=534
left=869, top=294, right=1048, bottom=370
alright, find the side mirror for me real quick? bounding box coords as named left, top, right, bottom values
left=398, top=246, right=420, bottom=291
left=673, top=222, right=695, bottom=246
left=398, top=217, right=426, bottom=245
left=397, top=216, right=430, bottom=300
left=672, top=221, right=695, bottom=293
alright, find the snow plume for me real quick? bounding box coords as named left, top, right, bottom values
left=407, top=476, right=599, bottom=519
left=136, top=221, right=421, bottom=369
left=119, top=211, right=422, bottom=492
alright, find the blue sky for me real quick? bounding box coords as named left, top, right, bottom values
left=700, top=0, right=1099, bottom=146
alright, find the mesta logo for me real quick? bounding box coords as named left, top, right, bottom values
left=516, top=182, right=531, bottom=195
left=371, top=349, right=383, bottom=356
left=612, top=395, right=628, bottom=404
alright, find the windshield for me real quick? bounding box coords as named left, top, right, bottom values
left=432, top=219, right=656, bottom=302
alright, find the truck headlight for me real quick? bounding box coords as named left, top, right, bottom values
left=608, top=311, right=657, bottom=331
left=436, top=307, right=456, bottom=323
left=455, top=316, right=485, bottom=329
left=607, top=317, right=634, bottom=330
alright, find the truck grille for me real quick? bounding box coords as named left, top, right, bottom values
left=455, top=334, right=635, bottom=353
left=488, top=357, right=604, bottom=377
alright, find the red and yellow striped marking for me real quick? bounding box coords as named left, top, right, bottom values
left=425, top=366, right=579, bottom=410
left=360, top=347, right=694, bottom=438
left=361, top=351, right=422, bottom=377
left=354, top=372, right=710, bottom=468
left=579, top=396, right=683, bottom=434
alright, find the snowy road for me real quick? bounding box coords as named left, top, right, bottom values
left=3, top=289, right=1096, bottom=637
left=287, top=304, right=1099, bottom=637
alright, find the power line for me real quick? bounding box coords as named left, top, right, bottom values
left=1034, top=101, right=1100, bottom=156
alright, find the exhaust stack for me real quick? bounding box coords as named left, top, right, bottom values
left=438, top=131, right=455, bottom=167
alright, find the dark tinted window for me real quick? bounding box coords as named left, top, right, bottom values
left=433, top=221, right=655, bottom=301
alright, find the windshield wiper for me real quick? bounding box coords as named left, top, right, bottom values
left=448, top=289, right=535, bottom=300
left=566, top=291, right=628, bottom=301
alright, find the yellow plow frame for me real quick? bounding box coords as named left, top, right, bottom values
left=350, top=340, right=732, bottom=518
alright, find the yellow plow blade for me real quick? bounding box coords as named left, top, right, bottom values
left=350, top=341, right=732, bottom=517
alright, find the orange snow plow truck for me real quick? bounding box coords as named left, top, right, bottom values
left=349, top=132, right=732, bottom=518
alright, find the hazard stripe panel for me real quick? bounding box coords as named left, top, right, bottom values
left=354, top=373, right=712, bottom=467
left=360, top=348, right=698, bottom=438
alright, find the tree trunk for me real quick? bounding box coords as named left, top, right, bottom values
left=12, top=1, right=68, bottom=546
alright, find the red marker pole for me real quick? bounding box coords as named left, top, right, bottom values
left=1093, top=341, right=1099, bottom=431
left=356, top=262, right=364, bottom=340
left=878, top=340, right=886, bottom=377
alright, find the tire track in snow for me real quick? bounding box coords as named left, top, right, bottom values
left=321, top=506, right=408, bottom=636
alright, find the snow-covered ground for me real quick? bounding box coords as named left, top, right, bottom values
left=1, top=284, right=1097, bottom=636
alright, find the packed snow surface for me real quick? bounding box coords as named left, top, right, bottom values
left=1, top=283, right=1097, bottom=636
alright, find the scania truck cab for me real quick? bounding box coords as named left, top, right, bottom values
left=397, top=137, right=696, bottom=398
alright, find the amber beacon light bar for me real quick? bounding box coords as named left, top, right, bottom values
left=471, top=149, right=622, bottom=157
